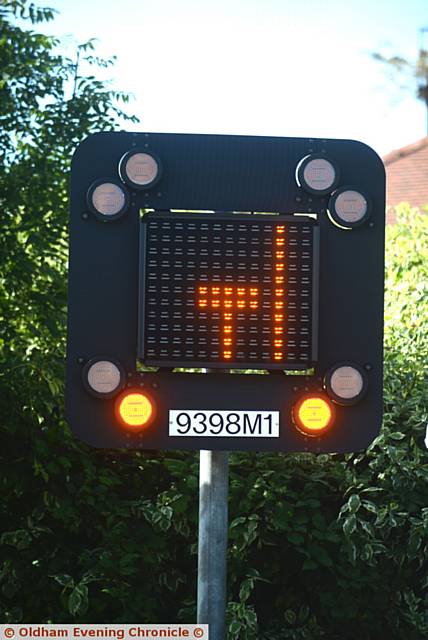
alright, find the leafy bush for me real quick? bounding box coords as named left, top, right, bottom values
left=0, top=3, right=427, bottom=637
left=224, top=206, right=428, bottom=639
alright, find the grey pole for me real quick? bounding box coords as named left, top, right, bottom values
left=197, top=449, right=229, bottom=639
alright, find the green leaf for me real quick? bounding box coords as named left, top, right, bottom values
left=348, top=494, right=361, bottom=513
left=1, top=530, right=32, bottom=550
left=239, top=578, right=253, bottom=603
left=286, top=532, right=305, bottom=545
left=302, top=558, right=317, bottom=570
left=68, top=587, right=83, bottom=616
left=230, top=516, right=246, bottom=528
left=343, top=515, right=357, bottom=536
left=284, top=609, right=296, bottom=625
left=228, top=621, right=241, bottom=636
left=51, top=573, right=74, bottom=588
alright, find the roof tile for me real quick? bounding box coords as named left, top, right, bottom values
left=382, top=136, right=428, bottom=218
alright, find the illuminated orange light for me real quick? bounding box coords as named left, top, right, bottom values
left=272, top=225, right=287, bottom=365
left=196, top=284, right=265, bottom=365
left=293, top=396, right=334, bottom=436
left=116, top=391, right=154, bottom=430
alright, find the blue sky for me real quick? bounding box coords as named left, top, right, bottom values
left=37, top=0, right=427, bottom=156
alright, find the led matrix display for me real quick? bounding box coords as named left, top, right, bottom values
left=140, top=214, right=319, bottom=369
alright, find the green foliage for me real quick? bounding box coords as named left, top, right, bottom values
left=1, top=3, right=427, bottom=636
left=225, top=206, right=428, bottom=639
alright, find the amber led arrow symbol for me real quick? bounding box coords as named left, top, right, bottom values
left=198, top=285, right=259, bottom=361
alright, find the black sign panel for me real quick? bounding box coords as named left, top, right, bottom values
left=140, top=214, right=318, bottom=369
left=66, top=131, right=385, bottom=453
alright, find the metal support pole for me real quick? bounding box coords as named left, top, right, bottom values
left=197, top=449, right=229, bottom=639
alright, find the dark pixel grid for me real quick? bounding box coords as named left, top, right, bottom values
left=141, top=214, right=316, bottom=369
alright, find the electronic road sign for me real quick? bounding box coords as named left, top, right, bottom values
left=66, top=132, right=385, bottom=452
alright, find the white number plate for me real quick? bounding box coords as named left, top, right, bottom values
left=169, top=410, right=279, bottom=437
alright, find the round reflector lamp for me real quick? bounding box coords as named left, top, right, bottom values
left=82, top=358, right=125, bottom=399
left=86, top=179, right=129, bottom=221
left=115, top=390, right=155, bottom=431
left=328, top=187, right=371, bottom=228
left=293, top=395, right=334, bottom=436
left=324, top=363, right=367, bottom=405
left=118, top=150, right=161, bottom=189
left=296, top=154, right=339, bottom=195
